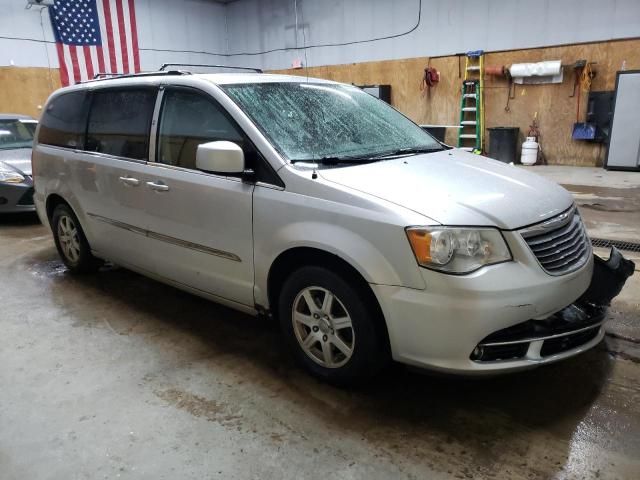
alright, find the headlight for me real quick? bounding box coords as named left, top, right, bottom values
left=0, top=162, right=25, bottom=184
left=406, top=226, right=512, bottom=274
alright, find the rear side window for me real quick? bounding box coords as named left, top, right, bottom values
left=39, top=91, right=90, bottom=149
left=86, top=89, right=156, bottom=160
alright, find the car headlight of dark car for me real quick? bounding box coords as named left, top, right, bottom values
left=0, top=161, right=26, bottom=184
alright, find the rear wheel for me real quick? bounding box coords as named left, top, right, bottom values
left=279, top=266, right=387, bottom=385
left=51, top=204, right=102, bottom=273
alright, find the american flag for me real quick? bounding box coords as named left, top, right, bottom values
left=50, top=0, right=141, bottom=86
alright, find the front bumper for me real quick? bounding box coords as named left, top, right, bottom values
left=373, top=245, right=634, bottom=374
left=0, top=178, right=35, bottom=213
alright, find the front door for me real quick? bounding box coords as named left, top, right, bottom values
left=143, top=87, right=255, bottom=307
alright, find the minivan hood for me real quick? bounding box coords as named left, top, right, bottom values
left=0, top=148, right=32, bottom=176
left=318, top=149, right=573, bottom=229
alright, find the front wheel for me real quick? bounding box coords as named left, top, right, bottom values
left=278, top=266, right=387, bottom=385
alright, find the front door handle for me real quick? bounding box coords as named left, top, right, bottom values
left=119, top=176, right=140, bottom=186
left=146, top=181, right=170, bottom=192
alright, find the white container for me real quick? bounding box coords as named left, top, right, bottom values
left=509, top=61, right=562, bottom=77
left=521, top=137, right=538, bottom=166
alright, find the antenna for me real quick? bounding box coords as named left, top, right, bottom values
left=296, top=0, right=310, bottom=83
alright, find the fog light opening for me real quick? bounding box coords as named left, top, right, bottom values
left=471, top=346, right=484, bottom=361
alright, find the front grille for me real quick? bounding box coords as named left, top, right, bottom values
left=480, top=304, right=604, bottom=344
left=520, top=207, right=591, bottom=275
left=470, top=303, right=606, bottom=363
left=17, top=187, right=34, bottom=206
left=540, top=327, right=600, bottom=357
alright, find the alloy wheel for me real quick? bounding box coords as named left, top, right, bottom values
left=57, top=215, right=81, bottom=264
left=292, top=286, right=355, bottom=368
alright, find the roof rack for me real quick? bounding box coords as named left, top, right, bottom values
left=91, top=70, right=190, bottom=81
left=159, top=63, right=263, bottom=73
left=93, top=72, right=124, bottom=79
left=86, top=63, right=261, bottom=84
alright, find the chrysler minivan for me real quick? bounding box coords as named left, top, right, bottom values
left=32, top=70, right=621, bottom=384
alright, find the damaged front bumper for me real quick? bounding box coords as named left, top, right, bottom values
left=471, top=247, right=635, bottom=363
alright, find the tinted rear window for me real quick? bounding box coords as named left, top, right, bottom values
left=86, top=89, right=156, bottom=160
left=39, top=91, right=90, bottom=149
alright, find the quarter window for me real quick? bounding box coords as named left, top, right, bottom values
left=38, top=91, right=90, bottom=149
left=157, top=89, right=244, bottom=169
left=86, top=89, right=156, bottom=160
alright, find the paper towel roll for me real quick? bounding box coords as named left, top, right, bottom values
left=509, top=60, right=562, bottom=77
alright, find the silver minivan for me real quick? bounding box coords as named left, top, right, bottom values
left=32, top=70, right=628, bottom=384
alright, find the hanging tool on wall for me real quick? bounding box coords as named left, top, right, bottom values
left=571, top=60, right=597, bottom=140
left=482, top=65, right=513, bottom=112
left=420, top=65, right=440, bottom=97
left=484, top=65, right=506, bottom=76
left=504, top=69, right=516, bottom=112
left=569, top=60, right=587, bottom=98
left=457, top=50, right=484, bottom=153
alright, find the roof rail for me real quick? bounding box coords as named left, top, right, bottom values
left=90, top=70, right=190, bottom=81
left=93, top=72, right=124, bottom=79
left=159, top=63, right=263, bottom=73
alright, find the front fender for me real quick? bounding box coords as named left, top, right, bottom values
left=253, top=191, right=427, bottom=308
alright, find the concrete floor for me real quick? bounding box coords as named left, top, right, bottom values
left=524, top=166, right=640, bottom=244
left=1, top=167, right=639, bottom=480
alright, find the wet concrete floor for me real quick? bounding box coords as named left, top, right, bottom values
left=1, top=212, right=639, bottom=480
left=526, top=166, right=640, bottom=244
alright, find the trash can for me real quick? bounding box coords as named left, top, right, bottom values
left=488, top=127, right=519, bottom=163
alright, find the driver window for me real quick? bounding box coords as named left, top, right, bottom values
left=157, top=89, right=244, bottom=169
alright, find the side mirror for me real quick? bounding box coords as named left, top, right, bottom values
left=196, top=141, right=245, bottom=174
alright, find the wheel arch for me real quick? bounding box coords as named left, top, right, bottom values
left=45, top=193, right=71, bottom=221
left=266, top=246, right=391, bottom=353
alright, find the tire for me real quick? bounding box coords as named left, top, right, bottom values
left=278, top=265, right=388, bottom=385
left=51, top=204, right=102, bottom=273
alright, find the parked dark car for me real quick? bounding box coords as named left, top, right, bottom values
left=0, top=114, right=37, bottom=213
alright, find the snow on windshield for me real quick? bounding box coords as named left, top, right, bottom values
left=223, top=82, right=440, bottom=162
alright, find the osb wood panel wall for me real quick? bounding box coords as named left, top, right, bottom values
left=272, top=38, right=640, bottom=167
left=0, top=67, right=61, bottom=119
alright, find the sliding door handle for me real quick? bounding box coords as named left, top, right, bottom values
left=118, top=176, right=140, bottom=186
left=146, top=181, right=170, bottom=192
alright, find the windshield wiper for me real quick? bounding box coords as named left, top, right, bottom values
left=290, top=147, right=444, bottom=165
left=290, top=155, right=378, bottom=165
left=369, top=146, right=444, bottom=159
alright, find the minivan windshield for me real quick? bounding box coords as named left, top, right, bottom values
left=222, top=82, right=442, bottom=164
left=0, top=119, right=36, bottom=150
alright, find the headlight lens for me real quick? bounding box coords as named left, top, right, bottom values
left=0, top=162, right=25, bottom=184
left=406, top=226, right=512, bottom=273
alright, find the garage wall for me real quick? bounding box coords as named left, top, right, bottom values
left=0, top=0, right=228, bottom=69
left=0, top=1, right=57, bottom=70
left=0, top=66, right=61, bottom=118
left=272, top=38, right=640, bottom=166
left=0, top=0, right=228, bottom=117
left=2, top=0, right=639, bottom=165
left=225, top=0, right=640, bottom=70
left=134, top=0, right=228, bottom=69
